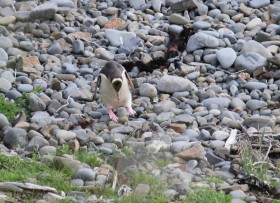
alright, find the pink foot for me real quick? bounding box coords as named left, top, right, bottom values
left=126, top=106, right=136, bottom=115
left=108, top=108, right=118, bottom=122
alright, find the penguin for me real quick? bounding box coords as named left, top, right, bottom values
left=95, top=61, right=136, bottom=122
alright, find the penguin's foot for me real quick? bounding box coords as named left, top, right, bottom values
left=126, top=106, right=136, bottom=115
left=108, top=108, right=118, bottom=122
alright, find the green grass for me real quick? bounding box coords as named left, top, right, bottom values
left=204, top=176, right=223, bottom=184
left=0, top=88, right=42, bottom=122
left=0, top=153, right=75, bottom=192
left=186, top=187, right=232, bottom=203
left=56, top=144, right=104, bottom=168
left=93, top=172, right=169, bottom=203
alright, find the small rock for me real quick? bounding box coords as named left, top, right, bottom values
left=216, top=48, right=237, bottom=69
left=174, top=144, right=206, bottom=161
left=73, top=168, right=96, bottom=181
left=157, top=75, right=197, bottom=93
left=139, top=83, right=158, bottom=98
left=134, top=184, right=150, bottom=197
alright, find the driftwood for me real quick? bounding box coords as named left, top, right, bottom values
left=171, top=0, right=203, bottom=13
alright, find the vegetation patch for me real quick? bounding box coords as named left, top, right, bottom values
left=0, top=88, right=41, bottom=122
left=186, top=187, right=232, bottom=203
left=0, top=153, right=74, bottom=192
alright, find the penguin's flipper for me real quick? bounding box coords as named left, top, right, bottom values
left=125, top=71, right=135, bottom=95
left=94, top=75, right=101, bottom=99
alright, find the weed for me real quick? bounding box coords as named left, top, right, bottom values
left=186, top=187, right=232, bottom=203
left=56, top=145, right=104, bottom=168
left=0, top=153, right=75, bottom=192
left=205, top=176, right=223, bottom=184
left=270, top=179, right=280, bottom=188
left=0, top=95, right=22, bottom=122
left=0, top=88, right=42, bottom=122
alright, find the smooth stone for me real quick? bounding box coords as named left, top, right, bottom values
left=246, top=18, right=262, bottom=30
left=3, top=127, right=28, bottom=149
left=268, top=53, right=280, bottom=66
left=73, top=168, right=96, bottom=181
left=249, top=0, right=270, bottom=8
left=214, top=170, right=235, bottom=180
left=139, top=83, right=157, bottom=98
left=30, top=111, right=52, bottom=127
left=152, top=0, right=161, bottom=12
left=205, top=151, right=225, bottom=165
left=153, top=100, right=176, bottom=114
left=230, top=98, right=246, bottom=110
left=72, top=40, right=84, bottom=54
left=168, top=25, right=183, bottom=34
left=62, top=63, right=79, bottom=74
left=71, top=179, right=84, bottom=187
left=17, top=84, right=33, bottom=92
left=56, top=130, right=76, bottom=141
left=28, top=136, right=49, bottom=149
left=0, top=71, right=14, bottom=83
left=49, top=0, right=74, bottom=7
left=212, top=131, right=229, bottom=140
left=105, top=29, right=136, bottom=47
left=244, top=116, right=275, bottom=129
left=0, top=114, right=10, bottom=129
left=19, top=41, right=34, bottom=51
left=170, top=141, right=192, bottom=154
left=0, top=16, right=16, bottom=26
left=209, top=140, right=225, bottom=149
left=243, top=81, right=267, bottom=91
left=156, top=75, right=198, bottom=93
left=246, top=100, right=267, bottom=111
left=201, top=97, right=231, bottom=109
left=234, top=52, right=268, bottom=74
left=187, top=32, right=220, bottom=52
left=172, top=114, right=195, bottom=124
left=192, top=21, right=211, bottom=31
left=118, top=37, right=141, bottom=55
left=39, top=146, right=57, bottom=156
left=0, top=48, right=8, bottom=61
left=216, top=48, right=237, bottom=69
left=29, top=93, right=46, bottom=112
left=240, top=40, right=272, bottom=58
left=168, top=13, right=189, bottom=25
left=47, top=42, right=63, bottom=55
left=0, top=36, right=13, bottom=50
left=230, top=190, right=247, bottom=199
left=29, top=2, right=58, bottom=21
left=129, top=0, right=145, bottom=9
left=0, top=78, right=11, bottom=93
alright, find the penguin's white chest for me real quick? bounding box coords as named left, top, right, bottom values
left=100, top=75, right=132, bottom=109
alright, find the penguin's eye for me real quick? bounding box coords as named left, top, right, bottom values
left=112, top=80, right=122, bottom=92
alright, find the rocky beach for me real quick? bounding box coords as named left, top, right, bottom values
left=0, top=0, right=280, bottom=202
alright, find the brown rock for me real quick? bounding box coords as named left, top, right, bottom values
left=169, top=123, right=186, bottom=133
left=104, top=18, right=128, bottom=30
left=57, top=38, right=72, bottom=52
left=16, top=56, right=39, bottom=73
left=253, top=67, right=267, bottom=77
left=174, top=144, right=205, bottom=161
